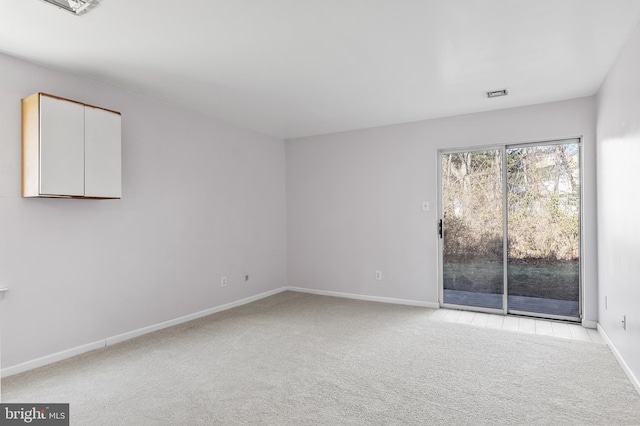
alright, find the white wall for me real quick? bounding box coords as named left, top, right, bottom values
left=596, top=21, right=640, bottom=384
left=0, top=45, right=608, bottom=377
left=287, top=97, right=597, bottom=321
left=0, top=53, right=286, bottom=369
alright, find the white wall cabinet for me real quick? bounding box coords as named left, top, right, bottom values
left=22, top=92, right=121, bottom=199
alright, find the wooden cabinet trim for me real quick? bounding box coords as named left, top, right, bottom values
left=22, top=93, right=40, bottom=197
left=38, top=92, right=121, bottom=116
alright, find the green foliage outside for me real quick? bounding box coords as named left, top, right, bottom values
left=442, top=145, right=580, bottom=301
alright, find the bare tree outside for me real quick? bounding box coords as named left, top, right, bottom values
left=442, top=143, right=580, bottom=314
left=442, top=149, right=504, bottom=302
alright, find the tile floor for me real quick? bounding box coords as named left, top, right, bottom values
left=428, top=307, right=605, bottom=344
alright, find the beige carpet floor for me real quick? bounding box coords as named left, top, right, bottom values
left=3, top=291, right=640, bottom=425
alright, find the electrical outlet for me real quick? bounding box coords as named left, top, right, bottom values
left=375, top=271, right=382, bottom=281
left=622, top=314, right=626, bottom=330
left=221, top=276, right=227, bottom=287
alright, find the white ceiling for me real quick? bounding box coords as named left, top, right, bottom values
left=1, top=1, right=640, bottom=139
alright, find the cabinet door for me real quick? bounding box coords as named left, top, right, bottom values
left=84, top=106, right=121, bottom=198
left=39, top=95, right=85, bottom=196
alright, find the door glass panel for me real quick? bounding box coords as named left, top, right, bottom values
left=442, top=150, right=504, bottom=309
left=506, top=143, right=580, bottom=317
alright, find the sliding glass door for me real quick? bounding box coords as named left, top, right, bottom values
left=506, top=143, right=580, bottom=318
left=441, top=149, right=504, bottom=310
left=440, top=139, right=581, bottom=320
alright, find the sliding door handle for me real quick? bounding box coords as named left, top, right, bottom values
left=438, top=219, right=443, bottom=239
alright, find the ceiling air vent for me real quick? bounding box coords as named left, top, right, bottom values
left=39, top=0, right=101, bottom=15
left=486, top=89, right=508, bottom=98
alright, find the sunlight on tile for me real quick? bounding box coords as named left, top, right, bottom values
left=568, top=324, right=592, bottom=342
left=587, top=328, right=605, bottom=344
left=485, top=314, right=505, bottom=329
left=471, top=313, right=490, bottom=327
left=427, top=308, right=605, bottom=345
left=518, top=318, right=536, bottom=334
left=442, top=309, right=462, bottom=323
left=534, top=320, right=554, bottom=336
left=551, top=322, right=573, bottom=339
left=456, top=311, right=476, bottom=325
left=502, top=316, right=520, bottom=332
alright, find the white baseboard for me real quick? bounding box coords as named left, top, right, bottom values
left=582, top=319, right=597, bottom=329
left=1, top=287, right=287, bottom=378
left=286, top=286, right=440, bottom=309
left=1, top=340, right=105, bottom=378
left=598, top=324, right=640, bottom=396
left=106, top=287, right=287, bottom=346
